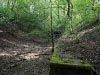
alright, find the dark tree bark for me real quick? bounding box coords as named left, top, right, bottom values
left=67, top=0, right=74, bottom=33
left=57, top=0, right=60, bottom=20
left=50, top=0, right=54, bottom=53
left=67, top=0, right=73, bottom=18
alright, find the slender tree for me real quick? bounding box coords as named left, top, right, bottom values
left=50, top=0, right=54, bottom=53
left=57, top=0, right=60, bottom=20
left=67, top=0, right=73, bottom=33
left=67, top=0, right=73, bottom=17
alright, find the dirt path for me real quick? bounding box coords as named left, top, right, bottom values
left=0, top=34, right=52, bottom=75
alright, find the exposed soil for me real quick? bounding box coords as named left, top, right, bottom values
left=0, top=21, right=100, bottom=75
left=0, top=33, right=52, bottom=75
left=58, top=25, right=100, bottom=74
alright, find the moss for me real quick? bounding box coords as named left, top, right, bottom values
left=50, top=47, right=63, bottom=64
left=50, top=56, right=63, bottom=64
left=50, top=47, right=91, bottom=68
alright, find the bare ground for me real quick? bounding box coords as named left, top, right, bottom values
left=0, top=33, right=52, bottom=75
left=58, top=27, right=100, bottom=74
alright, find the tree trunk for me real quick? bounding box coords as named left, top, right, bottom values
left=50, top=0, right=54, bottom=53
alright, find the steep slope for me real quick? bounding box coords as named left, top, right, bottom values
left=58, top=22, right=100, bottom=75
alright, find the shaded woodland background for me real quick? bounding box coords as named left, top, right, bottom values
left=0, top=0, right=100, bottom=75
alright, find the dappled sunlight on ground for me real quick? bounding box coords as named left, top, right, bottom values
left=0, top=34, right=52, bottom=75
left=0, top=51, right=40, bottom=60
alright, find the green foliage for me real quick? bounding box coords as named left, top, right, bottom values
left=28, top=30, right=49, bottom=38
left=0, top=17, right=8, bottom=25
left=0, top=0, right=100, bottom=41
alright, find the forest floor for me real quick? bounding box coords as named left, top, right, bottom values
left=58, top=21, right=100, bottom=74
left=0, top=20, right=100, bottom=75
left=0, top=33, right=52, bottom=75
